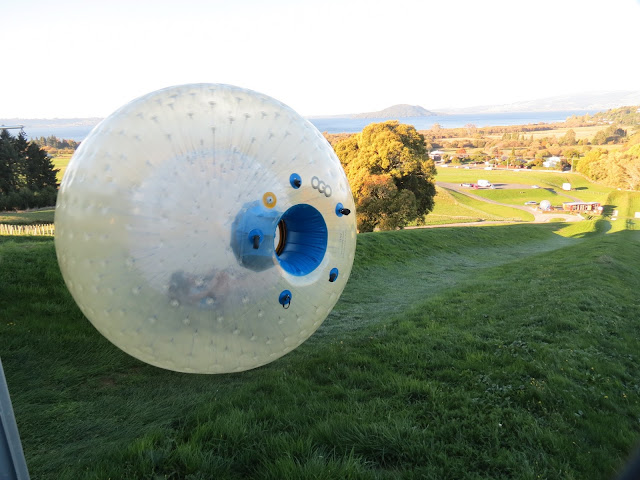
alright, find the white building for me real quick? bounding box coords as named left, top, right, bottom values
left=543, top=156, right=561, bottom=168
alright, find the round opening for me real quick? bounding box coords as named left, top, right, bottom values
left=275, top=204, right=328, bottom=276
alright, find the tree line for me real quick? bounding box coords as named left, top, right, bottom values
left=576, top=132, right=640, bottom=190
left=0, top=129, right=59, bottom=210
left=32, top=135, right=80, bottom=155
left=568, top=106, right=640, bottom=127
left=33, top=135, right=80, bottom=149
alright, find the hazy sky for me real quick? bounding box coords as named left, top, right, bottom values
left=2, top=0, right=639, bottom=118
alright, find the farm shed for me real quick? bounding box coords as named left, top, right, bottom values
left=562, top=201, right=603, bottom=213
left=429, top=150, right=444, bottom=161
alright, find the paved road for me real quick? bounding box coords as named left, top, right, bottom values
left=435, top=181, right=583, bottom=224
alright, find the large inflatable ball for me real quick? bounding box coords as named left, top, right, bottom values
left=54, top=84, right=357, bottom=373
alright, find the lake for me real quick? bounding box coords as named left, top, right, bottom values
left=308, top=110, right=593, bottom=134
left=17, top=110, right=593, bottom=141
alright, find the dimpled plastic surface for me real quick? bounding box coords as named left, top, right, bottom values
left=54, top=84, right=357, bottom=373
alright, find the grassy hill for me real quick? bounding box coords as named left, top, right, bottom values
left=422, top=187, right=533, bottom=225
left=436, top=168, right=615, bottom=204
left=1, top=213, right=639, bottom=479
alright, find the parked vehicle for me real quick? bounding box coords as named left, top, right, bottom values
left=460, top=183, right=473, bottom=187
left=477, top=179, right=492, bottom=187
left=531, top=185, right=540, bottom=189
left=524, top=201, right=538, bottom=205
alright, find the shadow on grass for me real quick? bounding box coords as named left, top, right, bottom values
left=595, top=218, right=612, bottom=234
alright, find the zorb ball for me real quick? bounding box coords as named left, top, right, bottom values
left=54, top=84, right=357, bottom=373
left=540, top=200, right=552, bottom=211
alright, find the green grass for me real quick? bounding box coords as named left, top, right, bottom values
left=421, top=188, right=502, bottom=224
left=436, top=168, right=615, bottom=203
left=1, top=216, right=639, bottom=479
left=421, top=187, right=533, bottom=225
left=470, top=188, right=562, bottom=206
left=601, top=191, right=640, bottom=233
left=0, top=209, right=55, bottom=225
left=52, top=154, right=72, bottom=184
left=448, top=190, right=534, bottom=221
left=606, top=191, right=640, bottom=219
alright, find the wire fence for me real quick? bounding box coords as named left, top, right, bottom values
left=0, top=223, right=55, bottom=236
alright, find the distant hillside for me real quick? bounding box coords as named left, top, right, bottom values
left=0, top=118, right=103, bottom=128
left=441, top=90, right=640, bottom=114
left=350, top=104, right=437, bottom=119
left=568, top=105, right=640, bottom=125
left=310, top=104, right=439, bottom=120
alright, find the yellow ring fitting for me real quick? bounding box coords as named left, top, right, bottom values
left=263, top=192, right=277, bottom=209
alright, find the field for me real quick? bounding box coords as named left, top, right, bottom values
left=436, top=168, right=615, bottom=203
left=52, top=154, right=73, bottom=184
left=2, top=212, right=639, bottom=479
left=432, top=124, right=635, bottom=154
left=420, top=187, right=533, bottom=225
left=486, top=125, right=608, bottom=141
left=0, top=209, right=55, bottom=225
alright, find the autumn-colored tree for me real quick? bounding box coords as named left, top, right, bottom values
left=354, top=175, right=418, bottom=232
left=334, top=121, right=436, bottom=232
left=592, top=130, right=608, bottom=145
left=547, top=143, right=562, bottom=156
left=560, top=129, right=577, bottom=146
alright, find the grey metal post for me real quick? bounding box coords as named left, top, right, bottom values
left=0, top=358, right=30, bottom=480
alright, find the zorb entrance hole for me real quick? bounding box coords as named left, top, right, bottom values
left=54, top=83, right=357, bottom=373
left=275, top=204, right=328, bottom=277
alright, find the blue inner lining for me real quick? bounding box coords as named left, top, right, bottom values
left=277, top=204, right=328, bottom=276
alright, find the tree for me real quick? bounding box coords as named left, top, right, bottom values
left=592, top=130, right=608, bottom=145
left=0, top=128, right=59, bottom=210
left=354, top=175, right=417, bottom=232
left=25, top=142, right=58, bottom=190
left=334, top=121, right=436, bottom=232
left=560, top=129, right=577, bottom=146
left=0, top=129, right=21, bottom=195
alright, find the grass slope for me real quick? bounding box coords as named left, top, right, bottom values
left=447, top=190, right=533, bottom=221
left=422, top=187, right=532, bottom=225
left=436, top=169, right=615, bottom=203
left=1, top=221, right=639, bottom=479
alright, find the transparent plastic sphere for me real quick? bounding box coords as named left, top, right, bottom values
left=54, top=84, right=357, bottom=373
left=540, top=200, right=552, bottom=211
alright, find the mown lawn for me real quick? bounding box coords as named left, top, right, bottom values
left=436, top=168, right=614, bottom=204
left=1, top=218, right=639, bottom=479
left=419, top=187, right=529, bottom=225
left=0, top=209, right=55, bottom=225
left=470, top=188, right=562, bottom=207
left=446, top=190, right=533, bottom=221
left=52, top=154, right=73, bottom=184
